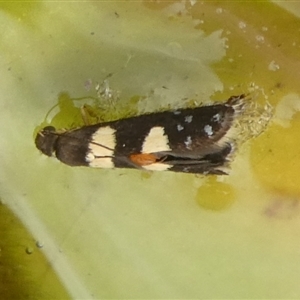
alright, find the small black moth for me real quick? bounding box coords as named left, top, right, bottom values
left=35, top=94, right=246, bottom=175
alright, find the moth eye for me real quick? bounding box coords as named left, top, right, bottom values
left=42, top=126, right=56, bottom=133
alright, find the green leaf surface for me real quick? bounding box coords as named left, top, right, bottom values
left=1, top=1, right=300, bottom=299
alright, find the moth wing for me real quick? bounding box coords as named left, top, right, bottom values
left=127, top=140, right=231, bottom=174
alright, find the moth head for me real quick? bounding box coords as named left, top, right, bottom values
left=35, top=126, right=59, bottom=157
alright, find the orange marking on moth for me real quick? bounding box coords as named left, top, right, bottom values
left=129, top=153, right=158, bottom=166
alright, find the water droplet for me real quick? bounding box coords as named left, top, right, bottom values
left=196, top=178, right=235, bottom=210
left=26, top=247, right=34, bottom=255
left=256, top=35, right=265, bottom=43
left=268, top=60, right=280, bottom=71
left=36, top=241, right=44, bottom=248
left=238, top=21, right=246, bottom=29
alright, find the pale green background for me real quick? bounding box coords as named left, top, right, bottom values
left=1, top=1, right=300, bottom=299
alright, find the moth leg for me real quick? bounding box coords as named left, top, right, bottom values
left=80, top=105, right=91, bottom=126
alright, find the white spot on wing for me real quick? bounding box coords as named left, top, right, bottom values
left=185, top=115, right=193, bottom=123
left=177, top=124, right=184, bottom=131
left=86, top=152, right=95, bottom=162
left=212, top=113, right=220, bottom=122
left=89, top=157, right=114, bottom=168
left=86, top=126, right=116, bottom=168
left=143, top=163, right=171, bottom=171
left=204, top=124, right=213, bottom=136
left=184, top=136, right=192, bottom=149
left=142, top=126, right=171, bottom=153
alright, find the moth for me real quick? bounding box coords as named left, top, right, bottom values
left=35, top=94, right=246, bottom=175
